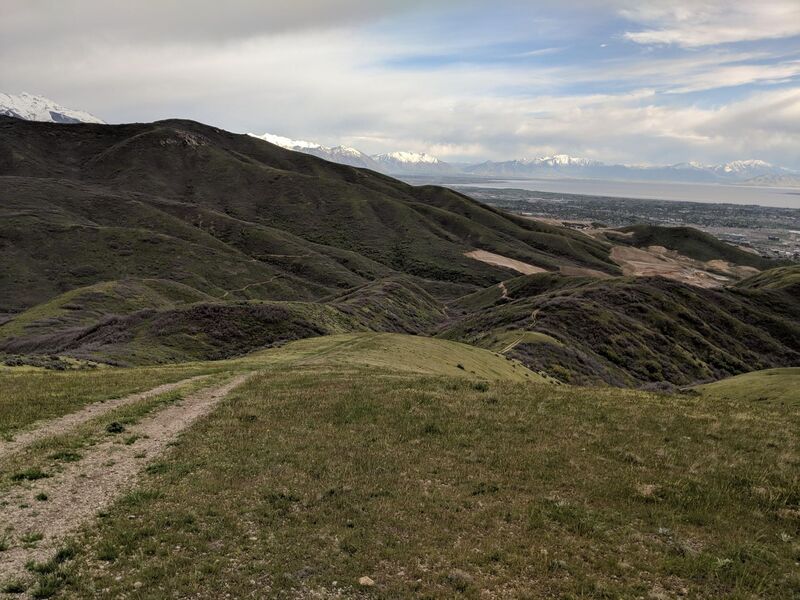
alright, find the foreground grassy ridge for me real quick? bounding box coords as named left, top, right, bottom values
left=64, top=366, right=799, bottom=598
left=696, top=367, right=800, bottom=403
left=258, top=333, right=541, bottom=381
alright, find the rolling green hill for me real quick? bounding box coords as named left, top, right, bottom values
left=439, top=272, right=800, bottom=387
left=0, top=277, right=448, bottom=366
left=1, top=117, right=797, bottom=388
left=695, top=367, right=800, bottom=403
left=735, top=264, right=800, bottom=292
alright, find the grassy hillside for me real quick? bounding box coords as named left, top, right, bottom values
left=6, top=336, right=791, bottom=598
left=0, top=278, right=450, bottom=366
left=255, top=333, right=541, bottom=381
left=0, top=116, right=621, bottom=315
left=695, top=367, right=800, bottom=403
left=608, top=224, right=777, bottom=269
left=440, top=273, right=800, bottom=387
left=0, top=279, right=213, bottom=342
left=736, top=265, right=800, bottom=292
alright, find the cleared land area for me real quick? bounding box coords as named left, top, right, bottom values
left=465, top=250, right=548, bottom=276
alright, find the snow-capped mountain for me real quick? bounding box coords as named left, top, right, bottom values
left=372, top=151, right=456, bottom=175
left=525, top=154, right=603, bottom=168
left=0, top=92, right=104, bottom=124
left=710, top=160, right=777, bottom=179
left=465, top=155, right=793, bottom=183
left=466, top=155, right=603, bottom=177
left=248, top=133, right=380, bottom=170
left=248, top=131, right=795, bottom=184
left=249, top=133, right=453, bottom=174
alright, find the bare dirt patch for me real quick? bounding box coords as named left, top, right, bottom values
left=611, top=245, right=734, bottom=288
left=0, top=373, right=252, bottom=584
left=465, top=250, right=547, bottom=275
left=0, top=376, right=208, bottom=461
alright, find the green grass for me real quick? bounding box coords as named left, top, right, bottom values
left=60, top=362, right=800, bottom=598
left=254, top=333, right=542, bottom=381
left=0, top=365, right=226, bottom=437
left=695, top=368, right=800, bottom=404
left=2, top=334, right=797, bottom=597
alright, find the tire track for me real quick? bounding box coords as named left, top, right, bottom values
left=0, top=372, right=253, bottom=584
left=0, top=376, right=209, bottom=461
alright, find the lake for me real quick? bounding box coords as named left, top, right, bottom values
left=430, top=177, right=800, bottom=209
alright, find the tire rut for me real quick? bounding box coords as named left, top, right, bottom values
left=0, top=375, right=209, bottom=461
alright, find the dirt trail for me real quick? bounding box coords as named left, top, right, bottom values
left=498, top=281, right=509, bottom=299
left=499, top=310, right=540, bottom=354
left=0, top=376, right=209, bottom=461
left=499, top=336, right=524, bottom=354
left=221, top=276, right=281, bottom=298
left=0, top=373, right=253, bottom=583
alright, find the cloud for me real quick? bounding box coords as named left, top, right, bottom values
left=620, top=1, right=800, bottom=47
left=2, top=1, right=799, bottom=168
left=0, top=0, right=431, bottom=49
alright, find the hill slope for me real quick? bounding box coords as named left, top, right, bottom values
left=695, top=367, right=800, bottom=403
left=0, top=116, right=620, bottom=315
left=606, top=224, right=776, bottom=270
left=440, top=270, right=800, bottom=387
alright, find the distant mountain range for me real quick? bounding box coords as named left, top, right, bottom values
left=2, top=92, right=796, bottom=186
left=249, top=132, right=798, bottom=185
left=463, top=156, right=797, bottom=184
left=247, top=132, right=456, bottom=175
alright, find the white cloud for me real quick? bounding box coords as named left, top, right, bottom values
left=2, top=1, right=799, bottom=168
left=620, top=1, right=800, bottom=47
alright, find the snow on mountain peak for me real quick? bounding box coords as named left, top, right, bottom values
left=376, top=151, right=441, bottom=164
left=0, top=92, right=105, bottom=124
left=520, top=154, right=601, bottom=167
left=248, top=132, right=321, bottom=150
left=720, top=159, right=773, bottom=173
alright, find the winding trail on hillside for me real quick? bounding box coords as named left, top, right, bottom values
left=0, top=376, right=209, bottom=461
left=221, top=276, right=282, bottom=299
left=499, top=310, right=541, bottom=354
left=498, top=281, right=509, bottom=300
left=0, top=373, right=253, bottom=584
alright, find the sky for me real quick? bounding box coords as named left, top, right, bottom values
left=3, top=0, right=800, bottom=168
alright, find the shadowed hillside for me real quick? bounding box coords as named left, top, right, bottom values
left=440, top=269, right=800, bottom=387
left=0, top=116, right=620, bottom=314
left=1, top=117, right=796, bottom=387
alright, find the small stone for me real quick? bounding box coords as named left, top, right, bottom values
left=134, top=581, right=142, bottom=589
left=358, top=576, right=375, bottom=587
